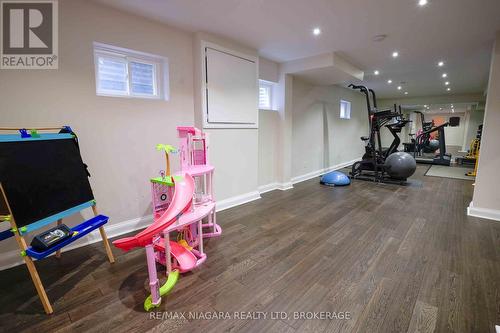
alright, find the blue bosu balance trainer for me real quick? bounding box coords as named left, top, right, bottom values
left=320, top=171, right=351, bottom=186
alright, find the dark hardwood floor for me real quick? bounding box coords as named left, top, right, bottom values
left=1, top=165, right=499, bottom=333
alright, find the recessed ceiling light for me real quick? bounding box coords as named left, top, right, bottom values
left=392, top=51, right=399, bottom=58
left=374, top=70, right=380, bottom=75
left=442, top=73, right=447, bottom=78
left=440, top=107, right=443, bottom=110
left=313, top=27, right=321, bottom=36
left=404, top=91, right=409, bottom=95
left=447, top=87, right=451, bottom=91
left=397, top=86, right=402, bottom=90
left=387, top=79, right=392, bottom=84
left=418, top=0, right=428, bottom=6
left=438, top=61, right=444, bottom=67
left=451, top=104, right=454, bottom=107
left=424, top=104, right=428, bottom=107
left=445, top=81, right=450, bottom=85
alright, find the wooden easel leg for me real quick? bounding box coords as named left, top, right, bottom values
left=1, top=183, right=53, bottom=314
left=55, top=219, right=62, bottom=258
left=98, top=226, right=115, bottom=263
left=92, top=205, right=115, bottom=263
left=23, top=255, right=53, bottom=314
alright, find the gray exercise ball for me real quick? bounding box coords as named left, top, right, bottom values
left=384, top=152, right=417, bottom=180
left=428, top=139, right=440, bottom=152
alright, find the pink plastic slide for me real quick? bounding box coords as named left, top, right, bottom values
left=113, top=173, right=195, bottom=251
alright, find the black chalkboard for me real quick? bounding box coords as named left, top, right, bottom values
left=0, top=137, right=94, bottom=227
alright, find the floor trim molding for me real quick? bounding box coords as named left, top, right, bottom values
left=467, top=201, right=500, bottom=222
left=258, top=182, right=294, bottom=194
left=291, top=158, right=361, bottom=185
left=258, top=182, right=280, bottom=194
left=216, top=190, right=261, bottom=212
left=258, top=158, right=360, bottom=195
left=277, top=182, right=293, bottom=191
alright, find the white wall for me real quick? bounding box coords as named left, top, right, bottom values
left=259, top=57, right=280, bottom=83
left=291, top=79, right=368, bottom=179
left=0, top=0, right=195, bottom=261
left=471, top=31, right=500, bottom=216
left=258, top=110, right=280, bottom=187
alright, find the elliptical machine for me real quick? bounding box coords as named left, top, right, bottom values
left=349, top=84, right=416, bottom=184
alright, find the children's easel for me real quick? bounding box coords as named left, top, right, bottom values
left=0, top=127, right=115, bottom=314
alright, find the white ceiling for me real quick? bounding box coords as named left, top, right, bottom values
left=94, top=0, right=500, bottom=98
left=401, top=102, right=477, bottom=114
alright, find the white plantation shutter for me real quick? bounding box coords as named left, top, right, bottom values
left=259, top=81, right=272, bottom=110
left=130, top=61, right=156, bottom=96
left=259, top=85, right=271, bottom=109
left=97, top=56, right=129, bottom=95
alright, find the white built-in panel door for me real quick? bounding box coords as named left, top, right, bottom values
left=205, top=47, right=258, bottom=126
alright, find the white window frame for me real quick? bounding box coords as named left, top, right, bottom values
left=340, top=99, right=351, bottom=119
left=93, top=42, right=169, bottom=100
left=258, top=79, right=278, bottom=111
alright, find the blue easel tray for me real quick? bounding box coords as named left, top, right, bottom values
left=26, top=215, right=109, bottom=260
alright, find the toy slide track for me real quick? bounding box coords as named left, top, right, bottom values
left=113, top=173, right=195, bottom=251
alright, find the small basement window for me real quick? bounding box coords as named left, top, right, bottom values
left=340, top=99, right=351, bottom=119
left=259, top=80, right=275, bottom=110
left=94, top=42, right=169, bottom=100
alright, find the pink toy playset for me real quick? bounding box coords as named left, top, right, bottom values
left=113, top=126, right=221, bottom=311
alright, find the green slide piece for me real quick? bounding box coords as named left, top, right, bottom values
left=150, top=175, right=184, bottom=186
left=144, top=270, right=180, bottom=311
left=150, top=176, right=174, bottom=186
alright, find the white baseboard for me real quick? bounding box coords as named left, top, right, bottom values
left=0, top=214, right=153, bottom=271
left=291, top=158, right=360, bottom=185
left=467, top=201, right=500, bottom=222
left=258, top=181, right=294, bottom=194
left=216, top=190, right=261, bottom=212
left=258, top=183, right=280, bottom=194
left=257, top=159, right=360, bottom=195
left=277, top=182, right=293, bottom=191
